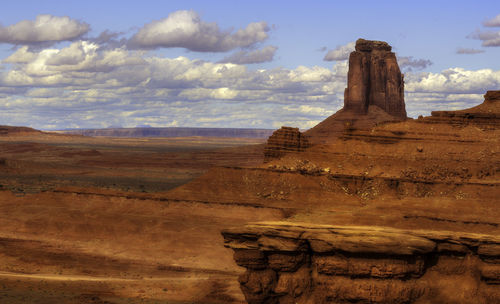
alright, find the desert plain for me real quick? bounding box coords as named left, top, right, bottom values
left=0, top=129, right=270, bottom=303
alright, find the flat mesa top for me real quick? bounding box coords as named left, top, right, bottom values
left=355, top=38, right=392, bottom=52
left=485, top=90, right=500, bottom=102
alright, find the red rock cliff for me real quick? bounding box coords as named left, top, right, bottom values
left=344, top=38, right=406, bottom=119
left=223, top=222, right=500, bottom=304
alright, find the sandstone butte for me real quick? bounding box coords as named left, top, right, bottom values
left=166, top=39, right=500, bottom=303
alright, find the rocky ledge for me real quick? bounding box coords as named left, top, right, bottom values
left=222, top=222, right=500, bottom=303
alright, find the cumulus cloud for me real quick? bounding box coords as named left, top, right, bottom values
left=405, top=68, right=500, bottom=94
left=456, top=47, right=485, bottom=54
left=219, top=45, right=277, bottom=64
left=3, top=46, right=36, bottom=63
left=3, top=41, right=145, bottom=79
left=483, top=14, right=500, bottom=27
left=397, top=56, right=432, bottom=71
left=128, top=10, right=270, bottom=52
left=0, top=15, right=90, bottom=45
left=468, top=29, right=500, bottom=47
left=403, top=67, right=500, bottom=117
left=1, top=35, right=498, bottom=130
left=323, top=42, right=355, bottom=61
left=0, top=41, right=346, bottom=130
left=404, top=92, right=485, bottom=118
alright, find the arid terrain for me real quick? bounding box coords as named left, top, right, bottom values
left=0, top=129, right=270, bottom=303
left=0, top=39, right=499, bottom=304
left=218, top=40, right=500, bottom=303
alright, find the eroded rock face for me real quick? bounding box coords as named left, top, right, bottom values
left=223, top=222, right=500, bottom=304
left=344, top=38, right=406, bottom=119
left=264, top=127, right=310, bottom=161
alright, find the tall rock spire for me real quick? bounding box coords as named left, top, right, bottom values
left=344, top=38, right=407, bottom=119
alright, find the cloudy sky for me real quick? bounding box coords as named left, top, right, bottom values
left=1, top=0, right=499, bottom=130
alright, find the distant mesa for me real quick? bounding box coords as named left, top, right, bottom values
left=424, top=90, right=500, bottom=128
left=59, top=127, right=275, bottom=138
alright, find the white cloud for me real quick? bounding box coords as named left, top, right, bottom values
left=3, top=41, right=146, bottom=80
left=0, top=41, right=347, bottom=129
left=323, top=42, right=355, bottom=61
left=284, top=105, right=335, bottom=116
left=129, top=10, right=270, bottom=52
left=0, top=15, right=89, bottom=45
left=219, top=45, right=278, bottom=64
left=3, top=46, right=37, bottom=63
left=483, top=14, right=500, bottom=27
left=403, top=68, right=500, bottom=117
left=0, top=38, right=498, bottom=130
left=288, top=65, right=334, bottom=82
left=405, top=68, right=500, bottom=94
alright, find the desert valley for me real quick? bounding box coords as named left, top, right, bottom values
left=0, top=39, right=499, bottom=304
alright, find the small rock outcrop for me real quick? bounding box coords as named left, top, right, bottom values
left=223, top=222, right=500, bottom=304
left=264, top=127, right=310, bottom=162
left=0, top=125, right=41, bottom=136
left=485, top=90, right=500, bottom=102
left=344, top=38, right=406, bottom=119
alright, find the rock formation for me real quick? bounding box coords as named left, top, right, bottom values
left=147, top=39, right=500, bottom=304
left=263, top=127, right=310, bottom=161
left=344, top=38, right=406, bottom=119
left=305, top=39, right=407, bottom=144
left=196, top=89, right=500, bottom=303
left=223, top=222, right=500, bottom=304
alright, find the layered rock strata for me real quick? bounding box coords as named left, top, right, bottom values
left=264, top=127, right=310, bottom=161
left=423, top=90, right=500, bottom=128
left=344, top=39, right=406, bottom=119
left=223, top=222, right=500, bottom=304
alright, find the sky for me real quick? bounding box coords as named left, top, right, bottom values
left=0, top=0, right=499, bottom=130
